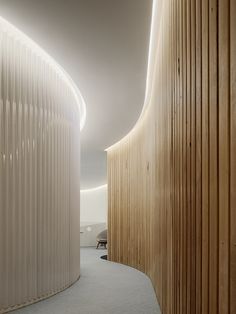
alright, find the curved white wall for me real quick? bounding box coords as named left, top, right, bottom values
left=0, top=18, right=81, bottom=313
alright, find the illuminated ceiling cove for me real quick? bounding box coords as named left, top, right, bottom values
left=0, top=17, right=86, bottom=130
left=0, top=0, right=153, bottom=188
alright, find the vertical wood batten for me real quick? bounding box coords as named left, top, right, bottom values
left=230, top=0, right=236, bottom=312
left=208, top=0, right=218, bottom=312
left=201, top=0, right=209, bottom=312
left=107, top=0, right=235, bottom=313
left=218, top=0, right=230, bottom=312
left=195, top=0, right=202, bottom=312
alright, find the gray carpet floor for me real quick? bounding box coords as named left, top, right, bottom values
left=14, top=248, right=161, bottom=314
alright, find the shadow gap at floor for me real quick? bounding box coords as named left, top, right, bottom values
left=14, top=247, right=161, bottom=314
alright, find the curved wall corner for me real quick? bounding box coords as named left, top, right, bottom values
left=0, top=18, right=81, bottom=313
left=107, top=0, right=236, bottom=313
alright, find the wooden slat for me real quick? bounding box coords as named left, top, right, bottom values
left=107, top=1, right=235, bottom=313
left=195, top=0, right=202, bottom=312
left=230, top=0, right=236, bottom=313
left=201, top=0, right=209, bottom=312
left=218, top=0, right=230, bottom=312
left=208, top=0, right=218, bottom=312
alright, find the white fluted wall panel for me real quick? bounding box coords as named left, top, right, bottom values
left=0, top=19, right=81, bottom=313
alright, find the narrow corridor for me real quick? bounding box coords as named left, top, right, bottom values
left=15, top=248, right=161, bottom=314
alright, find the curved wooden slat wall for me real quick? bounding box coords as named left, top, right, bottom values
left=0, top=20, right=80, bottom=313
left=107, top=0, right=236, bottom=313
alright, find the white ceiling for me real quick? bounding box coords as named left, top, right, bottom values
left=0, top=0, right=152, bottom=188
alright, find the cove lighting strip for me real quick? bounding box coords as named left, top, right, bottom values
left=80, top=184, right=107, bottom=193
left=0, top=16, right=86, bottom=130
left=105, top=0, right=161, bottom=151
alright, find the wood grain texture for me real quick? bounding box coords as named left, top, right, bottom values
left=107, top=0, right=235, bottom=313
left=0, top=21, right=80, bottom=313
left=230, top=0, right=236, bottom=313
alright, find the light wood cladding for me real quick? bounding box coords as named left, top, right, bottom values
left=0, top=22, right=80, bottom=313
left=107, top=0, right=235, bottom=313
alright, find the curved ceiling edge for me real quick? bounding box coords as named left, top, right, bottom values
left=0, top=16, right=86, bottom=130
left=80, top=184, right=107, bottom=193
left=105, top=0, right=162, bottom=151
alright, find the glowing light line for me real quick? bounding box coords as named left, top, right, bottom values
left=80, top=184, right=107, bottom=193
left=105, top=0, right=162, bottom=151
left=0, top=16, right=86, bottom=130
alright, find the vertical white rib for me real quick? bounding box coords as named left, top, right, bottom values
left=0, top=18, right=81, bottom=313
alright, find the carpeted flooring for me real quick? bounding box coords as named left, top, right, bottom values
left=14, top=248, right=161, bottom=314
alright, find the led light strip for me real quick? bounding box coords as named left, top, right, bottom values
left=105, top=0, right=162, bottom=151
left=0, top=16, right=86, bottom=130
left=80, top=184, right=107, bottom=193
left=81, top=0, right=161, bottom=189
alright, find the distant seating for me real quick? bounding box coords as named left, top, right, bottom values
left=96, top=229, right=107, bottom=249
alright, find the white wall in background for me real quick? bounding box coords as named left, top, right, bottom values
left=80, top=185, right=108, bottom=224
left=80, top=223, right=107, bottom=247
left=80, top=185, right=107, bottom=247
